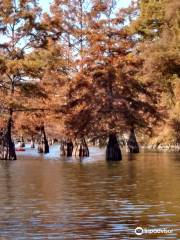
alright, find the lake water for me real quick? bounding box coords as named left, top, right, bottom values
left=0, top=146, right=180, bottom=239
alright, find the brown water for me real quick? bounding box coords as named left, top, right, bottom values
left=0, top=146, right=180, bottom=239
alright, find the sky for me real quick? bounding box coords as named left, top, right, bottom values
left=39, top=0, right=133, bottom=12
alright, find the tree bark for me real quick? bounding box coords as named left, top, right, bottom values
left=60, top=140, right=66, bottom=156
left=75, top=137, right=89, bottom=158
left=106, top=134, right=122, bottom=161
left=66, top=140, right=73, bottom=157
left=19, top=136, right=25, bottom=148
left=79, top=137, right=89, bottom=158
left=0, top=110, right=16, bottom=160
left=30, top=137, right=35, bottom=148
left=60, top=140, right=74, bottom=157
left=127, top=128, right=139, bottom=153
left=38, top=125, right=49, bottom=154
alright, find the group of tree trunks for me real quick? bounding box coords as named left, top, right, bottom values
left=0, top=0, right=179, bottom=161
left=0, top=124, right=139, bottom=161
left=60, top=138, right=89, bottom=158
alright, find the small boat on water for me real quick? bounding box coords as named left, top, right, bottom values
left=16, top=148, right=26, bottom=152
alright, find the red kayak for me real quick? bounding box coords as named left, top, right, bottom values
left=16, top=148, right=26, bottom=152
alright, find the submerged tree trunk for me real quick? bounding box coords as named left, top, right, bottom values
left=60, top=140, right=66, bottom=156
left=106, top=134, right=122, bottom=161
left=30, top=136, right=35, bottom=148
left=37, top=142, right=43, bottom=153
left=38, top=125, right=49, bottom=154
left=0, top=110, right=16, bottom=160
left=19, top=136, right=25, bottom=148
left=75, top=137, right=89, bottom=158
left=66, top=140, right=73, bottom=157
left=127, top=128, right=139, bottom=153
left=60, top=140, right=73, bottom=157
left=49, top=139, right=54, bottom=146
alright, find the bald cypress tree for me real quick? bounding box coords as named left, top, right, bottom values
left=0, top=0, right=65, bottom=159
left=63, top=0, right=161, bottom=160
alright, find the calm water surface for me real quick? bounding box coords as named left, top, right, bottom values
left=0, top=146, right=180, bottom=239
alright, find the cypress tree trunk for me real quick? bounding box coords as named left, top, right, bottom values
left=60, top=140, right=66, bottom=156
left=30, top=137, right=35, bottom=148
left=37, top=141, right=43, bottom=153
left=38, top=125, right=49, bottom=154
left=127, top=128, right=139, bottom=153
left=60, top=140, right=73, bottom=157
left=20, top=136, right=25, bottom=148
left=66, top=140, right=73, bottom=157
left=49, top=139, right=54, bottom=146
left=75, top=137, right=89, bottom=158
left=106, top=134, right=122, bottom=161
left=42, top=125, right=49, bottom=153
left=0, top=110, right=16, bottom=160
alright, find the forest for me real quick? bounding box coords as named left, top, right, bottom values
left=0, top=0, right=179, bottom=161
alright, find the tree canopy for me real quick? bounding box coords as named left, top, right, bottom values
left=0, top=0, right=179, bottom=160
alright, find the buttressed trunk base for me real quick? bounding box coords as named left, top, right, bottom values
left=20, top=136, right=25, bottom=148
left=67, top=141, right=73, bottom=157
left=60, top=140, right=73, bottom=157
left=0, top=115, right=16, bottom=160
left=75, top=138, right=89, bottom=158
left=38, top=126, right=49, bottom=154
left=106, top=134, right=122, bottom=161
left=127, top=128, right=139, bottom=153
